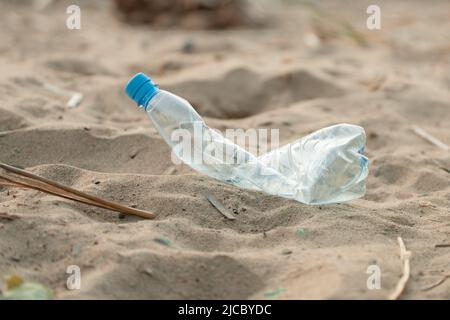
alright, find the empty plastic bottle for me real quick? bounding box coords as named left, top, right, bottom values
left=125, top=72, right=368, bottom=204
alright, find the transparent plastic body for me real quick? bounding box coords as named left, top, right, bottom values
left=144, top=90, right=368, bottom=204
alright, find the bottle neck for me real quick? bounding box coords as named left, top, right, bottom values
left=143, top=90, right=163, bottom=112
left=141, top=89, right=160, bottom=110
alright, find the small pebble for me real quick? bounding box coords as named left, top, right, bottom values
left=72, top=244, right=81, bottom=257
left=369, top=132, right=378, bottom=139
left=129, top=150, right=139, bottom=159
left=297, top=228, right=306, bottom=236
left=143, top=267, right=153, bottom=276
left=182, top=39, right=195, bottom=53
left=153, top=238, right=171, bottom=247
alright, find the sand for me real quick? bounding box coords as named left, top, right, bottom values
left=0, top=0, right=449, bottom=299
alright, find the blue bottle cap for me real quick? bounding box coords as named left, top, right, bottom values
left=125, top=72, right=159, bottom=107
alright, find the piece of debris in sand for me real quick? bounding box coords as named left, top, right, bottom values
left=432, top=160, right=450, bottom=174
left=303, top=32, right=321, bottom=49
left=296, top=227, right=306, bottom=236
left=205, top=193, right=236, bottom=220
left=182, top=39, right=195, bottom=53
left=1, top=275, right=53, bottom=300
left=43, top=82, right=83, bottom=108
left=264, top=287, right=283, bottom=299
left=0, top=162, right=155, bottom=220
left=418, top=201, right=434, bottom=208
left=162, top=166, right=176, bottom=175
left=71, top=244, right=81, bottom=257
left=421, top=273, right=450, bottom=292
left=153, top=237, right=171, bottom=247
left=412, top=126, right=449, bottom=151
left=435, top=243, right=450, bottom=248
left=129, top=149, right=140, bottom=159
left=142, top=267, right=154, bottom=276
left=388, top=237, right=411, bottom=300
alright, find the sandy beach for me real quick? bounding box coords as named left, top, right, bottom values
left=0, top=0, right=449, bottom=299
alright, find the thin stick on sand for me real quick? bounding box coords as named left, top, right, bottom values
left=432, top=160, right=450, bottom=174
left=205, top=192, right=236, bottom=220
left=412, top=126, right=449, bottom=151
left=0, top=162, right=155, bottom=220
left=435, top=243, right=450, bottom=248
left=43, top=82, right=83, bottom=108
left=388, top=237, right=411, bottom=300
left=421, top=273, right=450, bottom=292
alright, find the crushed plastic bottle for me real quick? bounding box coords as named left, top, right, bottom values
left=125, top=72, right=368, bottom=204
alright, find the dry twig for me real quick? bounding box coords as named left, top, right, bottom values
left=388, top=237, right=411, bottom=300
left=435, top=243, right=450, bottom=248
left=421, top=274, right=450, bottom=292
left=0, top=162, right=155, bottom=219
left=412, top=126, right=449, bottom=151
